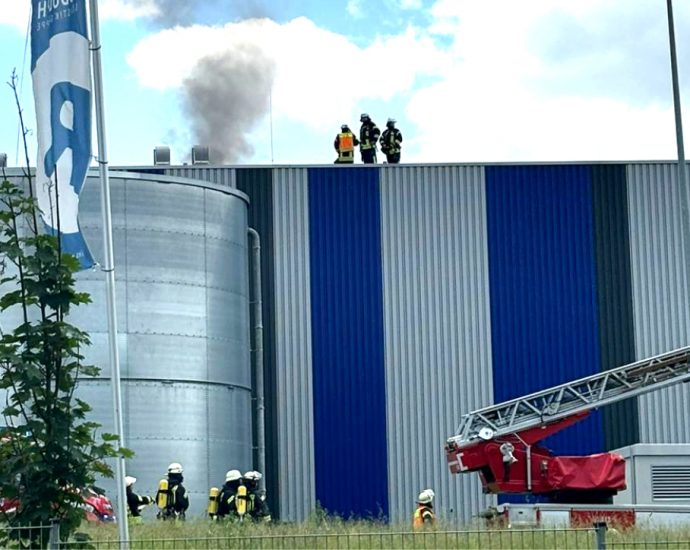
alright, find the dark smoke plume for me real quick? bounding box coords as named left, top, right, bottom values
left=180, top=46, right=276, bottom=164
left=131, top=0, right=271, bottom=28
left=126, top=0, right=276, bottom=163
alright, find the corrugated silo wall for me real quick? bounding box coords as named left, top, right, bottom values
left=139, top=162, right=689, bottom=523
left=0, top=171, right=254, bottom=518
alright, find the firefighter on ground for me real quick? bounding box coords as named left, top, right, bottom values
left=215, top=469, right=243, bottom=520
left=380, top=118, right=403, bottom=164
left=242, top=471, right=271, bottom=522
left=413, top=489, right=436, bottom=528
left=359, top=113, right=380, bottom=164
left=334, top=124, right=359, bottom=164
left=126, top=476, right=153, bottom=524
left=156, top=462, right=189, bottom=520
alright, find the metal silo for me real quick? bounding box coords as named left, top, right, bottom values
left=39, top=170, right=251, bottom=517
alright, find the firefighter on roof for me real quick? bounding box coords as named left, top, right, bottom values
left=334, top=124, right=359, bottom=164
left=380, top=118, right=403, bottom=164
left=413, top=489, right=436, bottom=528
left=359, top=113, right=380, bottom=164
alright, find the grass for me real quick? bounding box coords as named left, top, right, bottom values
left=71, top=520, right=597, bottom=549
left=6, top=514, right=690, bottom=549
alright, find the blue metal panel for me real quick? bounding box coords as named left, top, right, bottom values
left=308, top=167, right=388, bottom=518
left=486, top=165, right=604, bottom=459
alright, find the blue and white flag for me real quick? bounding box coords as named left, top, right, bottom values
left=31, top=0, right=94, bottom=269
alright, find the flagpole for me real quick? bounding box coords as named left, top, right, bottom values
left=87, top=0, right=129, bottom=546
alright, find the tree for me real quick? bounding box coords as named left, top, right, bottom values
left=0, top=73, right=127, bottom=548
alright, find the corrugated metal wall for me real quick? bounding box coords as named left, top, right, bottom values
left=485, top=165, right=604, bottom=461
left=235, top=168, right=281, bottom=516
left=379, top=165, right=494, bottom=524
left=627, top=163, right=690, bottom=443
left=9, top=160, right=688, bottom=522
left=163, top=166, right=237, bottom=188
left=591, top=165, right=638, bottom=450
left=308, top=167, right=389, bottom=518
left=272, top=168, right=316, bottom=521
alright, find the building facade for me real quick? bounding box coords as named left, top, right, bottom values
left=3, top=161, right=689, bottom=523
left=140, top=161, right=690, bottom=524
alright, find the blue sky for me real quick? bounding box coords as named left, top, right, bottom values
left=2, top=0, right=690, bottom=167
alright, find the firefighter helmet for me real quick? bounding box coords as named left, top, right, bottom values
left=167, top=462, right=183, bottom=474
left=360, top=113, right=370, bottom=122
left=243, top=470, right=262, bottom=482
left=417, top=489, right=435, bottom=504
left=225, top=469, right=242, bottom=482
left=125, top=476, right=137, bottom=487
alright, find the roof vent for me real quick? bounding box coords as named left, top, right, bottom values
left=153, top=146, right=171, bottom=165
left=0, top=153, right=7, bottom=168
left=192, top=146, right=210, bottom=165
left=651, top=465, right=690, bottom=500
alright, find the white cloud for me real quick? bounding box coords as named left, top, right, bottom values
left=347, top=0, right=364, bottom=19
left=127, top=17, right=451, bottom=134
left=0, top=3, right=31, bottom=31
left=0, top=0, right=157, bottom=31
left=100, top=0, right=160, bottom=21
left=125, top=0, right=690, bottom=163
left=399, top=0, right=423, bottom=9
left=402, top=0, right=689, bottom=163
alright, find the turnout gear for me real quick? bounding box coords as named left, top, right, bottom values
left=359, top=116, right=380, bottom=164
left=242, top=471, right=272, bottom=522
left=156, top=469, right=189, bottom=520
left=126, top=476, right=152, bottom=524
left=334, top=125, right=359, bottom=164
left=413, top=488, right=436, bottom=528
left=381, top=119, right=403, bottom=164
left=215, top=469, right=244, bottom=520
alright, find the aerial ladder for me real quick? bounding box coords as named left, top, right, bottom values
left=445, top=346, right=690, bottom=502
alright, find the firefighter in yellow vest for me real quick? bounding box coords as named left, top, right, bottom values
left=334, top=124, right=359, bottom=164
left=413, top=489, right=436, bottom=528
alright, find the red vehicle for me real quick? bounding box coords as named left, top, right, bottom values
left=446, top=347, right=690, bottom=501
left=0, top=486, right=115, bottom=523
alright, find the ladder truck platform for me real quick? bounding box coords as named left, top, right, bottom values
left=445, top=346, right=690, bottom=501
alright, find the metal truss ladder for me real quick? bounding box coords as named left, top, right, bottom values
left=448, top=346, right=690, bottom=447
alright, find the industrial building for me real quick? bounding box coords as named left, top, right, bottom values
left=2, top=159, right=690, bottom=523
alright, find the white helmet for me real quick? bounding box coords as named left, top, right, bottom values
left=225, top=469, right=242, bottom=482
left=167, top=462, right=183, bottom=474
left=243, top=470, right=262, bottom=482
left=417, top=489, right=435, bottom=504
left=125, top=476, right=137, bottom=487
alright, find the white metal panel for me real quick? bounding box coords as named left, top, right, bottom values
left=627, top=163, right=690, bottom=443
left=379, top=165, right=495, bottom=524
left=272, top=167, right=315, bottom=521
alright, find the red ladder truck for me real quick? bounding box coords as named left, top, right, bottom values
left=445, top=347, right=690, bottom=507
